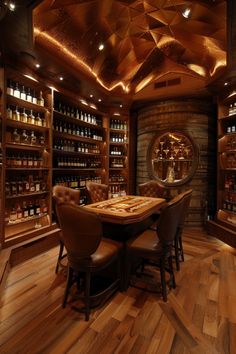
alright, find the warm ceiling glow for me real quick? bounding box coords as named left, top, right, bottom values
left=187, top=64, right=206, bottom=77
left=135, top=75, right=154, bottom=93
left=98, top=43, right=104, bottom=51
left=35, top=63, right=40, bottom=68
left=182, top=8, right=191, bottom=18
left=59, top=77, right=64, bottom=81
left=34, top=27, right=130, bottom=94
left=23, top=74, right=38, bottom=82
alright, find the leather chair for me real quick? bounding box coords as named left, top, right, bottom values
left=86, top=181, right=109, bottom=204
left=55, top=202, right=121, bottom=321
left=174, top=189, right=193, bottom=271
left=126, top=192, right=185, bottom=301
left=52, top=185, right=80, bottom=273
left=139, top=180, right=168, bottom=199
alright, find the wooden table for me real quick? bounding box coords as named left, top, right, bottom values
left=84, top=195, right=166, bottom=225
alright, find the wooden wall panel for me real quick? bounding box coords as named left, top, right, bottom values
left=135, top=98, right=216, bottom=226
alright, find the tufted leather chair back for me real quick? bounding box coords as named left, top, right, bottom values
left=53, top=185, right=80, bottom=206
left=56, top=203, right=102, bottom=266
left=139, top=180, right=166, bottom=198
left=86, top=181, right=109, bottom=204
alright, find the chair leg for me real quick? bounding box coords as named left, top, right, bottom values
left=168, top=256, right=176, bottom=289
left=55, top=240, right=64, bottom=274
left=160, top=258, right=167, bottom=302
left=174, top=237, right=180, bottom=271
left=62, top=266, right=74, bottom=308
left=84, top=270, right=91, bottom=321
left=179, top=235, right=184, bottom=262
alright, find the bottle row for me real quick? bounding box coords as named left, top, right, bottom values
left=224, top=174, right=236, bottom=190
left=223, top=199, right=236, bottom=213
left=6, top=198, right=48, bottom=225
left=6, top=153, right=45, bottom=168
left=7, top=80, right=44, bottom=106
left=110, top=158, right=125, bottom=168
left=54, top=101, right=102, bottom=126
left=110, top=146, right=126, bottom=156
left=109, top=185, right=127, bottom=198
left=229, top=103, right=236, bottom=116
left=55, top=157, right=102, bottom=168
left=53, top=139, right=101, bottom=154
left=225, top=137, right=236, bottom=150
left=53, top=120, right=103, bottom=141
left=109, top=174, right=126, bottom=183
left=110, top=119, right=128, bottom=130
left=54, top=175, right=102, bottom=189
left=6, top=176, right=47, bottom=197
left=226, top=124, right=236, bottom=133
left=7, top=106, right=46, bottom=127
left=10, top=128, right=46, bottom=146
left=110, top=133, right=127, bottom=143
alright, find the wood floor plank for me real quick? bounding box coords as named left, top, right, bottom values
left=1, top=229, right=236, bottom=354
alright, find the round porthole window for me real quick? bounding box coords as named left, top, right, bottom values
left=148, top=131, right=199, bottom=186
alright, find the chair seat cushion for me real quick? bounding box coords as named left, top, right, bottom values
left=127, top=229, right=164, bottom=259
left=68, top=239, right=121, bottom=271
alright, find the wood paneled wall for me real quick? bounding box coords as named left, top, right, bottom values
left=135, top=98, right=216, bottom=226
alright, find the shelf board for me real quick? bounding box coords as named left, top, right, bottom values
left=109, top=167, right=127, bottom=170
left=5, top=213, right=49, bottom=228
left=6, top=167, right=49, bottom=171
left=109, top=155, right=127, bottom=158
left=109, top=182, right=127, bottom=185
left=7, top=94, right=48, bottom=113
left=53, top=168, right=102, bottom=172
left=109, top=142, right=128, bottom=145
left=6, top=142, right=48, bottom=151
left=53, top=149, right=102, bottom=157
left=53, top=110, right=103, bottom=130
left=53, top=130, right=104, bottom=144
left=219, top=114, right=236, bottom=120
left=6, top=191, right=49, bottom=200
left=6, top=119, right=49, bottom=132
left=109, top=128, right=128, bottom=133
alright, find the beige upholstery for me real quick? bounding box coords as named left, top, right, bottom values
left=55, top=203, right=121, bottom=320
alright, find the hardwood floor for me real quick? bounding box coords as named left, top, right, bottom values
left=0, top=229, right=236, bottom=354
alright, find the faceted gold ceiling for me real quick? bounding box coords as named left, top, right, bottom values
left=33, top=0, right=226, bottom=96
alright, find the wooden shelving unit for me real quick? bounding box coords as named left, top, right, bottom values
left=207, top=91, right=236, bottom=246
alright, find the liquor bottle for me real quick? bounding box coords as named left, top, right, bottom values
left=9, top=206, right=17, bottom=223
left=12, top=128, right=20, bottom=143
left=12, top=106, right=20, bottom=121
left=16, top=204, right=23, bottom=220
left=32, top=90, right=37, bottom=104
left=34, top=199, right=41, bottom=216
left=23, top=201, right=29, bottom=219
left=28, top=110, right=35, bottom=125
left=13, top=82, right=20, bottom=98
left=7, top=79, right=14, bottom=95
left=26, top=87, right=32, bottom=102
left=21, top=129, right=29, bottom=144
left=7, top=105, right=13, bottom=119
left=20, top=85, right=26, bottom=100
left=20, top=108, right=28, bottom=123
left=30, top=131, right=37, bottom=145
left=37, top=91, right=44, bottom=106
left=28, top=201, right=35, bottom=217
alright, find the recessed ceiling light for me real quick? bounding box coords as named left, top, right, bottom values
left=119, top=104, right=123, bottom=108
left=98, top=43, right=104, bottom=51
left=90, top=94, right=93, bottom=98
left=59, top=76, right=64, bottom=81
left=6, top=1, right=16, bottom=11
left=98, top=98, right=102, bottom=102
left=182, top=8, right=191, bottom=18
left=35, top=63, right=40, bottom=68
left=224, top=82, right=228, bottom=86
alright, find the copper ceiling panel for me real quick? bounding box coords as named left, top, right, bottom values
left=33, top=0, right=226, bottom=96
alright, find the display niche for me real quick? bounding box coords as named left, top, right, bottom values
left=148, top=131, right=199, bottom=186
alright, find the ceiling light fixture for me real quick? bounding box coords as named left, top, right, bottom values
left=59, top=76, right=64, bottom=81
left=35, top=63, right=40, bottom=68
left=98, top=98, right=102, bottom=102
left=224, top=82, right=228, bottom=86
left=182, top=8, right=191, bottom=18
left=98, top=43, right=104, bottom=51
left=4, top=1, right=15, bottom=11
left=90, top=94, right=93, bottom=98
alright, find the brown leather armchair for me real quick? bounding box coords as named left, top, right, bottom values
left=86, top=181, right=109, bottom=204
left=126, top=192, right=185, bottom=301
left=52, top=185, right=80, bottom=273
left=55, top=202, right=121, bottom=321
left=139, top=180, right=167, bottom=198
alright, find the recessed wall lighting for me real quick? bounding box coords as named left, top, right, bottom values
left=59, top=76, right=64, bottom=81
left=182, top=8, right=191, bottom=18
left=98, top=43, right=104, bottom=51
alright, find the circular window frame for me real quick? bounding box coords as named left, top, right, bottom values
left=147, top=130, right=199, bottom=187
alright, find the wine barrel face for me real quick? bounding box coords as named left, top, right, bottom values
left=136, top=98, right=215, bottom=226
